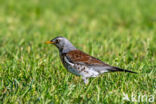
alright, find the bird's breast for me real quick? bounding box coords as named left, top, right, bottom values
left=60, top=54, right=80, bottom=76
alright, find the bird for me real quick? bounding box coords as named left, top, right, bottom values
left=46, top=36, right=137, bottom=84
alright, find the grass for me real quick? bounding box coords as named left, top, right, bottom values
left=0, top=0, right=156, bottom=103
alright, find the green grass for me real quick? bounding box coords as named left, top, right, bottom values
left=0, top=0, right=156, bottom=103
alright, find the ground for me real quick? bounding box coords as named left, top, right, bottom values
left=0, top=0, right=156, bottom=103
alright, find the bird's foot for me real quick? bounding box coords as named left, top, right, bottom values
left=82, top=77, right=89, bottom=85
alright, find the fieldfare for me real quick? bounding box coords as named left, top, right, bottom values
left=46, top=36, right=136, bottom=84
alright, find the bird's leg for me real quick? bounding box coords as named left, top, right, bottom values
left=82, top=77, right=89, bottom=85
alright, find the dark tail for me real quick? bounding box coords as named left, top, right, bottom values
left=112, top=67, right=137, bottom=74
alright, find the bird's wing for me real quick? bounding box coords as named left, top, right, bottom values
left=65, top=50, right=137, bottom=73
left=65, top=50, right=109, bottom=66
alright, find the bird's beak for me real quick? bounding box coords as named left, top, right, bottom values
left=45, top=41, right=55, bottom=44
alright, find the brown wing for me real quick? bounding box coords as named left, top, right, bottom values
left=65, top=50, right=109, bottom=66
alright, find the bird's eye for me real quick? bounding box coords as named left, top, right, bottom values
left=56, top=39, right=60, bottom=43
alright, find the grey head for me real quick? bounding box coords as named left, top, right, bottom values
left=46, top=36, right=76, bottom=53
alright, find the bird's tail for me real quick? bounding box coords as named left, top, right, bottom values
left=112, top=67, right=137, bottom=74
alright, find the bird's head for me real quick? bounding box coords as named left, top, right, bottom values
left=46, top=36, right=76, bottom=53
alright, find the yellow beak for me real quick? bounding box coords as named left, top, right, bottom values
left=45, top=41, right=55, bottom=44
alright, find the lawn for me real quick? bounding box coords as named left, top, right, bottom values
left=0, top=0, right=156, bottom=103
